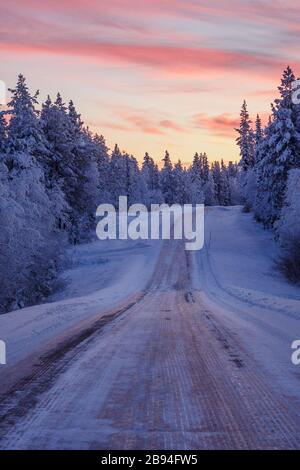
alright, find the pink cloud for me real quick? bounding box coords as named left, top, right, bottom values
left=4, top=0, right=300, bottom=42
left=123, top=114, right=165, bottom=135
left=6, top=0, right=300, bottom=25
left=1, top=1, right=299, bottom=81
left=95, top=108, right=186, bottom=136
left=193, top=110, right=272, bottom=138
left=193, top=113, right=240, bottom=138
left=0, top=41, right=290, bottom=79
left=97, top=122, right=131, bottom=132
left=159, top=120, right=186, bottom=133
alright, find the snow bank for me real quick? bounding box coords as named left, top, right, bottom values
left=0, top=236, right=162, bottom=373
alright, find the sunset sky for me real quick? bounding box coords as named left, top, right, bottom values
left=1, top=0, right=300, bottom=164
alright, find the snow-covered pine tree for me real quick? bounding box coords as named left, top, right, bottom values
left=275, top=169, right=300, bottom=282
left=66, top=100, right=100, bottom=241
left=123, top=153, right=144, bottom=205
left=0, top=110, right=6, bottom=153
left=236, top=104, right=259, bottom=211
left=109, top=144, right=127, bottom=206
left=6, top=74, right=49, bottom=170
left=160, top=150, right=174, bottom=204
left=1, top=76, right=63, bottom=311
left=75, top=126, right=101, bottom=240
left=227, top=161, right=238, bottom=178
left=152, top=162, right=162, bottom=199
left=236, top=100, right=255, bottom=172
left=42, top=95, right=99, bottom=241
left=141, top=152, right=163, bottom=205
left=253, top=118, right=273, bottom=220
left=142, top=152, right=154, bottom=202
left=93, top=133, right=112, bottom=204
left=173, top=160, right=187, bottom=204
left=201, top=152, right=210, bottom=183
left=254, top=114, right=263, bottom=149
left=40, top=93, right=75, bottom=233
left=255, top=66, right=300, bottom=226
left=219, top=159, right=231, bottom=205
left=294, top=76, right=300, bottom=154
left=227, top=161, right=241, bottom=204
left=203, top=170, right=216, bottom=206
left=41, top=95, right=70, bottom=221
left=211, top=161, right=221, bottom=204
left=187, top=152, right=204, bottom=204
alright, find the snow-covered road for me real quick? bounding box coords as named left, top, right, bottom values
left=197, top=206, right=300, bottom=402
left=0, top=207, right=299, bottom=449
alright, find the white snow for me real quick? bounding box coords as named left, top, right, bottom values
left=195, top=206, right=300, bottom=401
left=1, top=206, right=300, bottom=408
left=0, top=236, right=162, bottom=373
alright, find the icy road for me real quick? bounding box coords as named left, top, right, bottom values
left=0, top=207, right=299, bottom=449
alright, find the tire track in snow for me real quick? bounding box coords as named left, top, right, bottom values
left=0, top=240, right=299, bottom=449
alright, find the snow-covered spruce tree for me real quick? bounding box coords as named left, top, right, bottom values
left=227, top=161, right=238, bottom=178
left=0, top=75, right=63, bottom=312
left=123, top=153, right=144, bottom=205
left=253, top=118, right=273, bottom=221
left=200, top=152, right=210, bottom=183
left=72, top=125, right=101, bottom=242
left=275, top=169, right=300, bottom=282
left=203, top=170, right=217, bottom=206
left=219, top=159, right=231, bottom=205
left=40, top=93, right=76, bottom=232
left=255, top=67, right=300, bottom=226
left=42, top=95, right=100, bottom=242
left=141, top=152, right=153, bottom=206
left=210, top=160, right=233, bottom=206
left=235, top=100, right=256, bottom=210
left=187, top=153, right=204, bottom=204
left=236, top=100, right=255, bottom=172
left=39, top=95, right=70, bottom=232
left=198, top=153, right=219, bottom=205
left=93, top=134, right=113, bottom=204
left=227, top=161, right=242, bottom=205
left=141, top=152, right=163, bottom=205
left=151, top=162, right=163, bottom=203
left=0, top=110, right=7, bottom=152
left=294, top=78, right=300, bottom=141
left=242, top=114, right=264, bottom=212
left=254, top=114, right=263, bottom=149
left=109, top=144, right=128, bottom=207
left=211, top=161, right=222, bottom=204
left=6, top=74, right=49, bottom=169
left=66, top=100, right=100, bottom=241
left=160, top=150, right=174, bottom=204
left=0, top=161, right=18, bottom=312
left=173, top=160, right=188, bottom=204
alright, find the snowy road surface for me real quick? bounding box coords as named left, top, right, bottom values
left=0, top=207, right=299, bottom=449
